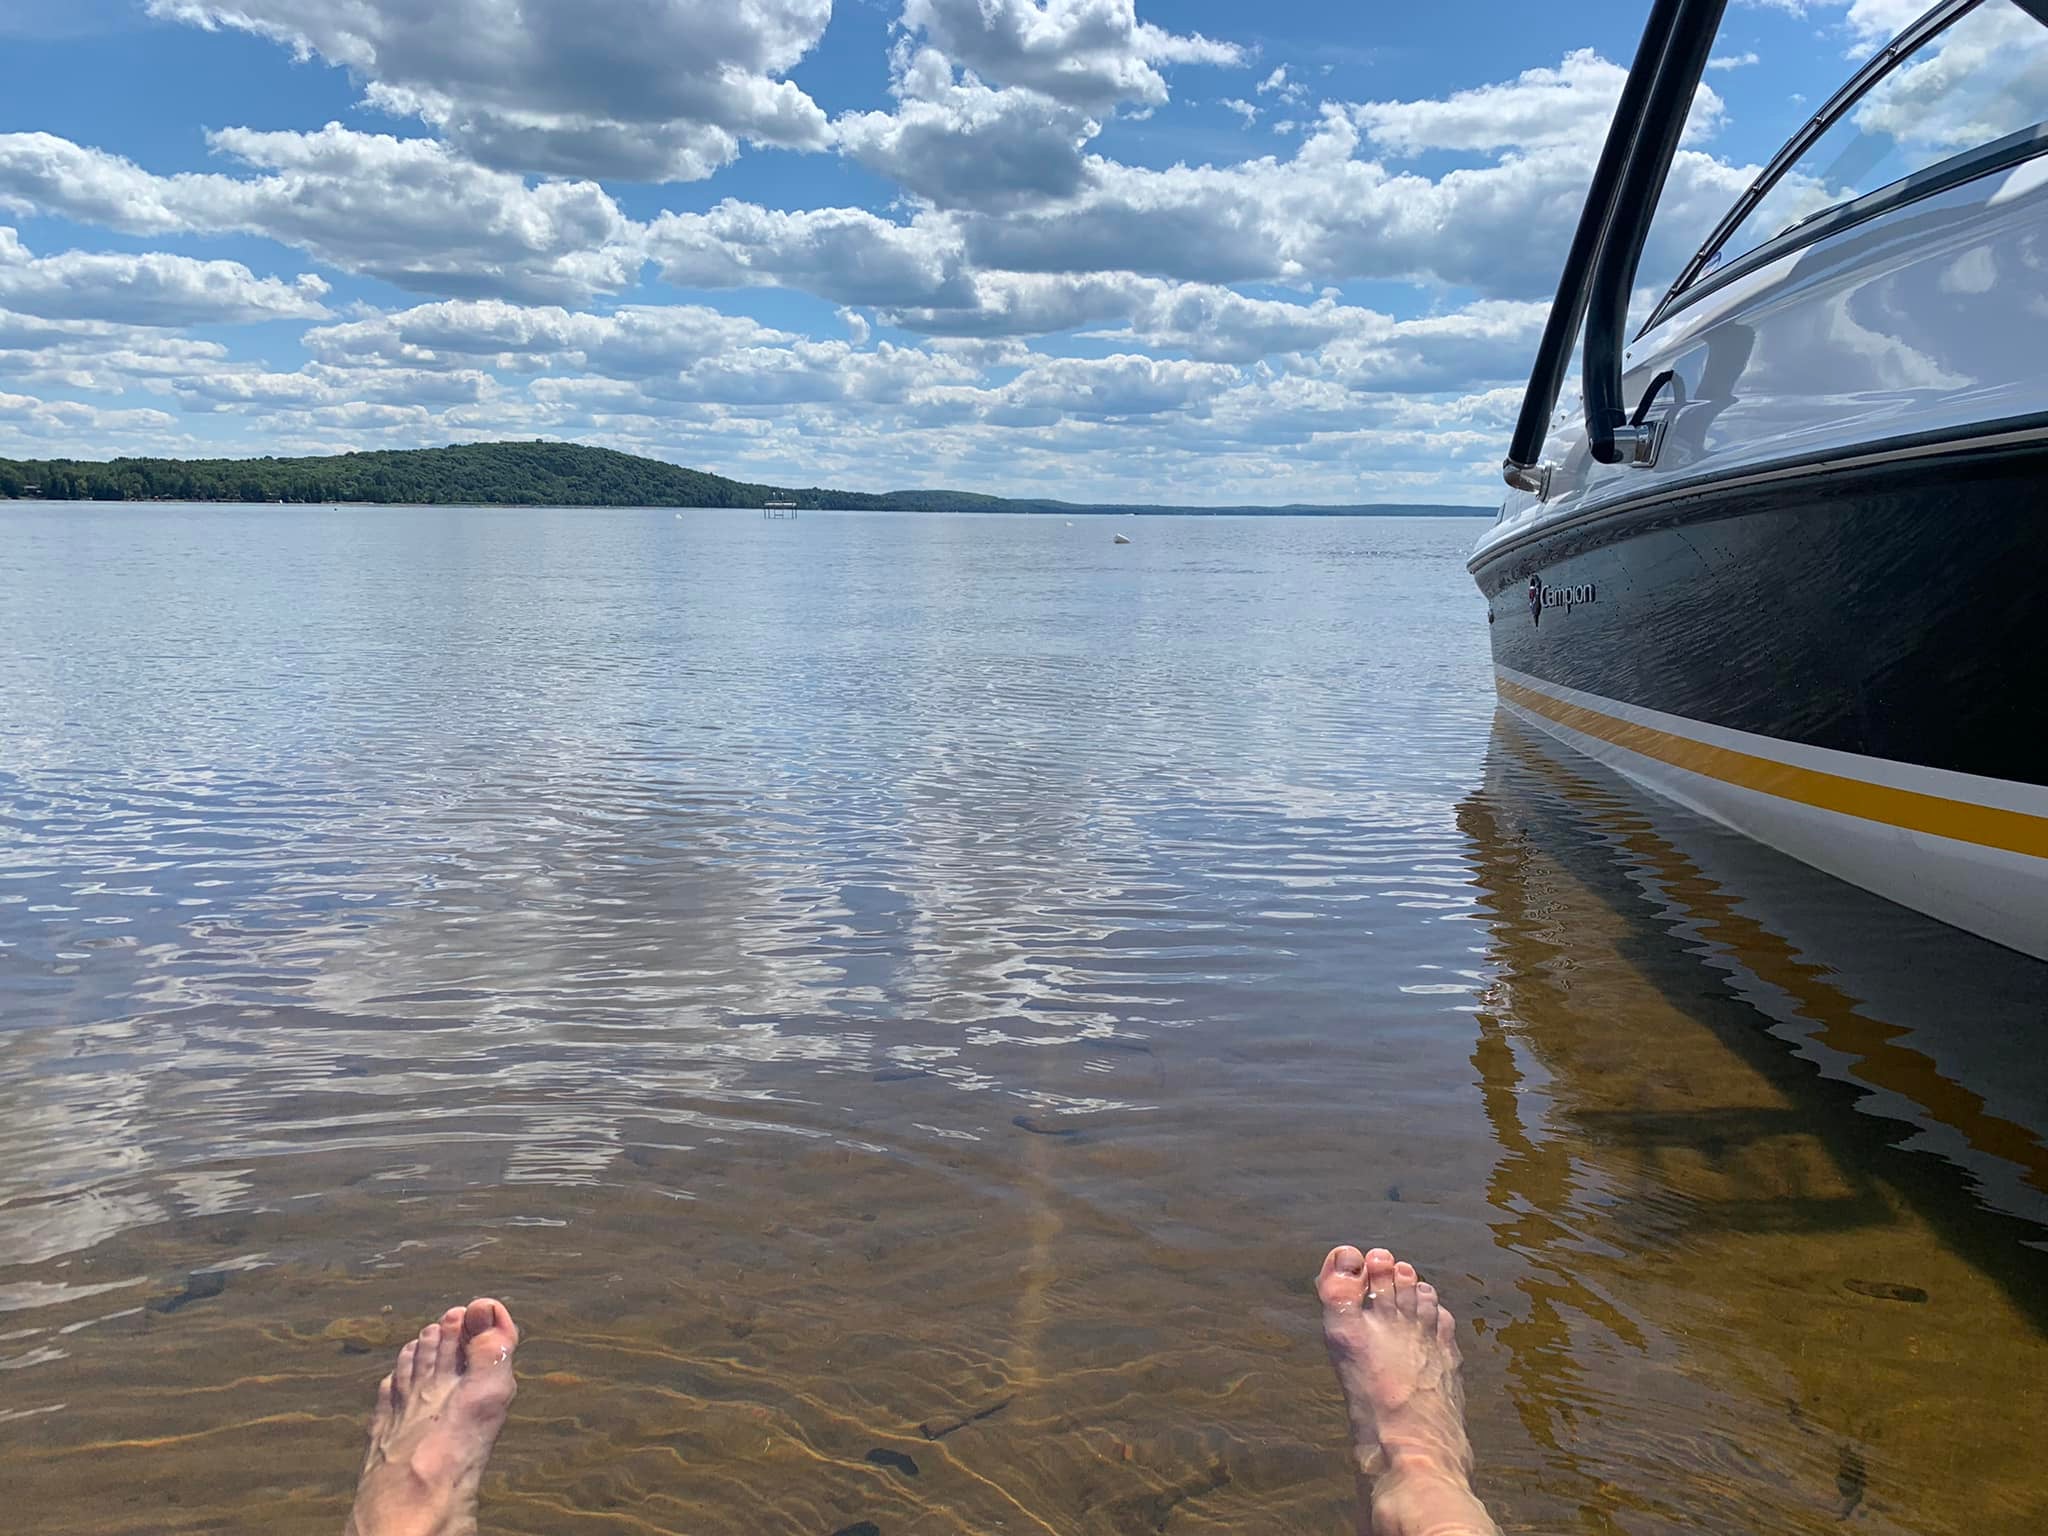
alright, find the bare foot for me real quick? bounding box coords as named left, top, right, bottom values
left=343, top=1298, right=519, bottom=1536
left=1315, top=1246, right=1497, bottom=1536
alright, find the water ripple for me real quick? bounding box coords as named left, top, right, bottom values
left=0, top=512, right=1494, bottom=1255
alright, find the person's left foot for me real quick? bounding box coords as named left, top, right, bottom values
left=344, top=1298, right=519, bottom=1536
left=1316, top=1245, right=1496, bottom=1536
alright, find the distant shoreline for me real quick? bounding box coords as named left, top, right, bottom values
left=0, top=439, right=1495, bottom=517
left=0, top=499, right=1493, bottom=517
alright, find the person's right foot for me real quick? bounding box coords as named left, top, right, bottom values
left=343, top=1297, right=519, bottom=1536
left=1315, top=1245, right=1497, bottom=1536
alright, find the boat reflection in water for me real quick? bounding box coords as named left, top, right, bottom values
left=1458, top=713, right=2048, bottom=1531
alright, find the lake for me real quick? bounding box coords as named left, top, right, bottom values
left=1, top=505, right=2043, bottom=1534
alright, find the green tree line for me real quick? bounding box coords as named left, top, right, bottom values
left=0, top=439, right=1486, bottom=515
left=0, top=441, right=837, bottom=508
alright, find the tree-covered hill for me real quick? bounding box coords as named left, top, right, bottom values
left=0, top=440, right=1490, bottom=515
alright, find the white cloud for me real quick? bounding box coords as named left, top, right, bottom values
left=956, top=98, right=1752, bottom=298
left=880, top=270, right=1359, bottom=361
left=304, top=299, right=789, bottom=377
left=255, top=399, right=440, bottom=433
left=1220, top=98, right=1258, bottom=126
left=646, top=201, right=968, bottom=308
left=1843, top=0, right=1927, bottom=48
left=898, top=0, right=1241, bottom=111
left=0, top=131, right=203, bottom=234
left=1255, top=65, right=1304, bottom=104
left=974, top=352, right=1239, bottom=424
left=1306, top=300, right=1549, bottom=391
left=173, top=361, right=497, bottom=412
left=834, top=47, right=1103, bottom=210
left=0, top=387, right=177, bottom=446
left=1706, top=51, right=1762, bottom=70
left=0, top=226, right=328, bottom=325
left=1355, top=49, right=1724, bottom=156
left=144, top=0, right=833, bottom=181
left=0, top=311, right=231, bottom=392
left=663, top=338, right=978, bottom=406
left=204, top=125, right=643, bottom=299
left=0, top=127, right=642, bottom=302
left=879, top=268, right=1144, bottom=338
left=1849, top=2, right=2048, bottom=151
left=524, top=336, right=978, bottom=412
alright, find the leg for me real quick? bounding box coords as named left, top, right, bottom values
left=1314, top=1245, right=1498, bottom=1536
left=344, top=1297, right=520, bottom=1536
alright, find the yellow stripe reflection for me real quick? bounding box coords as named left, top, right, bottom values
left=1497, top=676, right=2048, bottom=861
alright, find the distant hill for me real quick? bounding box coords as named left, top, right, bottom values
left=0, top=440, right=1493, bottom=516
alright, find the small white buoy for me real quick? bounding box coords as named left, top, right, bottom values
left=1113, top=532, right=1132, bottom=545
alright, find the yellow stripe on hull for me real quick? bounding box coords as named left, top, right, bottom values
left=1496, top=676, right=2048, bottom=862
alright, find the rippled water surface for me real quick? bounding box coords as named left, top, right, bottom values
left=2, top=505, right=2044, bottom=1534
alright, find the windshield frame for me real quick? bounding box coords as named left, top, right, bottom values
left=1639, top=0, right=2048, bottom=336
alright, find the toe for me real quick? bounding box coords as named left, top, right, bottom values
left=1317, top=1246, right=1369, bottom=1310
left=369, top=1373, right=394, bottom=1440
left=1437, top=1305, right=1458, bottom=1350
left=414, top=1327, right=442, bottom=1387
left=1415, top=1281, right=1440, bottom=1335
left=1393, top=1260, right=1419, bottom=1317
left=395, top=1339, right=418, bottom=1393
left=434, top=1308, right=464, bottom=1377
left=458, top=1297, right=519, bottom=1373
left=1364, top=1248, right=1398, bottom=1305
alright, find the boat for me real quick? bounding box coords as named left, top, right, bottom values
left=1473, top=0, right=2048, bottom=961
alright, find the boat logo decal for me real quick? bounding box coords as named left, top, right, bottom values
left=1527, top=574, right=1596, bottom=626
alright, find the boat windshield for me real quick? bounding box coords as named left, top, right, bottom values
left=1668, top=0, right=2048, bottom=307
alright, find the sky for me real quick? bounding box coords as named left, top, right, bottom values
left=0, top=0, right=1928, bottom=504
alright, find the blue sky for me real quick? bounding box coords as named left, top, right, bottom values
left=0, top=0, right=1919, bottom=502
